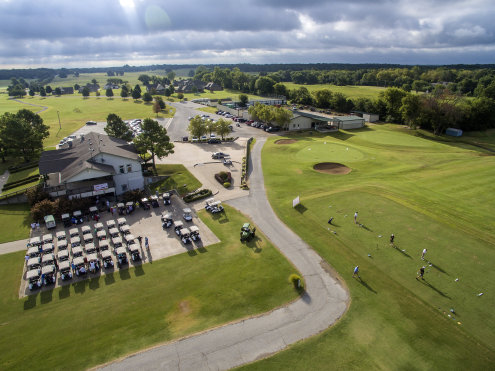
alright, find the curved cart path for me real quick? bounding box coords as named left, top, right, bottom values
left=10, top=98, right=48, bottom=114
left=99, top=138, right=349, bottom=371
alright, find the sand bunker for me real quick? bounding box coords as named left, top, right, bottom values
left=275, top=139, right=298, bottom=145
left=313, top=162, right=351, bottom=175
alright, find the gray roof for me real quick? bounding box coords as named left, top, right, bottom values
left=332, top=115, right=365, bottom=122
left=39, top=132, right=139, bottom=181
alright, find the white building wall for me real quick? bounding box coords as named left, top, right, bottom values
left=92, top=153, right=144, bottom=195
left=67, top=168, right=111, bottom=183
left=363, top=113, right=379, bottom=123
left=288, top=116, right=312, bottom=131
left=340, top=119, right=365, bottom=129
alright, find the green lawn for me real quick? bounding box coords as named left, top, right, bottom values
left=0, top=95, right=175, bottom=147
left=240, top=125, right=495, bottom=370
left=172, top=89, right=261, bottom=102
left=283, top=82, right=386, bottom=100
left=152, top=164, right=202, bottom=195
left=0, top=205, right=299, bottom=370
left=1, top=167, right=40, bottom=195
left=196, top=106, right=218, bottom=114
left=0, top=204, right=31, bottom=243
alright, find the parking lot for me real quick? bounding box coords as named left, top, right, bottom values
left=19, top=194, right=220, bottom=298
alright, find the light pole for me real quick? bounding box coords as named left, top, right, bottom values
left=57, top=110, right=61, bottom=130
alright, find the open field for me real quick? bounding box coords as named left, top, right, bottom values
left=172, top=89, right=261, bottom=102
left=0, top=95, right=175, bottom=147
left=151, top=164, right=203, bottom=195
left=240, top=125, right=495, bottom=369
left=283, top=82, right=386, bottom=100
left=0, top=204, right=31, bottom=244
left=0, top=205, right=299, bottom=370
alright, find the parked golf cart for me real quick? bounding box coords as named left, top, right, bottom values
left=69, top=228, right=79, bottom=238
left=124, top=234, right=136, bottom=247
left=106, top=219, right=116, bottom=230
left=84, top=243, right=97, bottom=255
left=141, top=198, right=151, bottom=210
left=42, top=233, right=53, bottom=244
left=179, top=228, right=192, bottom=244
left=240, top=223, right=256, bottom=242
left=42, top=264, right=56, bottom=285
left=117, top=217, right=127, bottom=228
left=101, top=250, right=114, bottom=269
left=59, top=261, right=73, bottom=281
left=27, top=246, right=40, bottom=258
left=57, top=240, right=68, bottom=251
left=117, top=202, right=125, bottom=215
left=44, top=214, right=56, bottom=230
left=62, top=213, right=71, bottom=228
left=42, top=253, right=56, bottom=267
left=83, top=234, right=94, bottom=244
left=120, top=224, right=130, bottom=235
left=189, top=226, right=201, bottom=242
left=81, top=225, right=91, bottom=236
left=204, top=198, right=224, bottom=213
left=125, top=201, right=135, bottom=214
left=70, top=236, right=81, bottom=248
left=223, top=157, right=232, bottom=166
left=87, top=253, right=100, bottom=273
left=56, top=231, right=66, bottom=241
left=89, top=206, right=99, bottom=219
left=28, top=236, right=41, bottom=248
left=109, top=228, right=120, bottom=238
left=163, top=192, right=171, bottom=205
left=129, top=244, right=141, bottom=262
left=57, top=249, right=69, bottom=263
left=98, top=240, right=109, bottom=252
left=97, top=230, right=107, bottom=241
left=43, top=243, right=55, bottom=254
left=94, top=222, right=104, bottom=232
left=115, top=247, right=128, bottom=268
left=71, top=246, right=83, bottom=258
left=150, top=195, right=160, bottom=208
left=73, top=210, right=83, bottom=224
left=174, top=220, right=184, bottom=235
left=27, top=269, right=42, bottom=291
left=73, top=257, right=87, bottom=276
left=161, top=213, right=173, bottom=229
left=183, top=208, right=193, bottom=222
left=27, top=257, right=41, bottom=271
left=112, top=236, right=123, bottom=249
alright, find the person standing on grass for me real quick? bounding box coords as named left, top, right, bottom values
left=416, top=266, right=425, bottom=280
left=421, top=248, right=427, bottom=260
left=354, top=212, right=358, bottom=224
left=390, top=234, right=395, bottom=245
left=353, top=265, right=360, bottom=278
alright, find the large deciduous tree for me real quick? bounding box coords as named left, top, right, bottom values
left=187, top=116, right=207, bottom=138
left=142, top=92, right=153, bottom=103
left=133, top=118, right=174, bottom=174
left=104, top=113, right=133, bottom=141
left=82, top=87, right=90, bottom=98
left=215, top=118, right=231, bottom=139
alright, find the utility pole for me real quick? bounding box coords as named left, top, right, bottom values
left=57, top=110, right=61, bottom=130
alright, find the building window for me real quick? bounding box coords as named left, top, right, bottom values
left=121, top=184, right=128, bottom=192
left=127, top=164, right=132, bottom=173
left=119, top=165, right=125, bottom=174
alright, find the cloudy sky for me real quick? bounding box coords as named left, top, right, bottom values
left=0, top=0, right=493, bottom=68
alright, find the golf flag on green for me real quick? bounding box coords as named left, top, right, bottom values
left=292, top=196, right=300, bottom=208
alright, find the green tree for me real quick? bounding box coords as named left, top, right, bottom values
left=8, top=84, right=26, bottom=97
left=238, top=94, right=249, bottom=107
left=177, top=92, right=184, bottom=100
left=104, top=113, right=133, bottom=141
left=215, top=118, right=231, bottom=139
left=91, top=78, right=98, bottom=85
left=54, top=87, right=62, bottom=96
left=380, top=87, right=407, bottom=122
left=312, top=89, right=333, bottom=108
left=142, top=92, right=153, bottom=103
left=205, top=119, right=218, bottom=136
left=255, top=76, right=276, bottom=95
left=167, top=71, right=176, bottom=82
left=400, top=94, right=423, bottom=129
left=168, top=84, right=175, bottom=94
left=291, top=87, right=313, bottom=105
left=273, top=107, right=293, bottom=129
left=132, top=87, right=141, bottom=100
left=29, top=89, right=35, bottom=97
left=45, top=85, right=52, bottom=94
left=120, top=86, right=128, bottom=99
left=39, top=87, right=46, bottom=97
left=273, top=83, right=288, bottom=97
left=138, top=75, right=151, bottom=85
left=155, top=96, right=165, bottom=109
left=187, top=116, right=207, bottom=138
left=74, top=83, right=80, bottom=91
left=152, top=100, right=161, bottom=117
left=133, top=118, right=174, bottom=174
left=82, top=87, right=90, bottom=98
left=106, top=88, right=114, bottom=98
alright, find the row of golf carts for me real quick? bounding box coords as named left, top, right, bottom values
left=161, top=209, right=201, bottom=245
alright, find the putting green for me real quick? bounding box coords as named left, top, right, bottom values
left=295, top=142, right=365, bottom=163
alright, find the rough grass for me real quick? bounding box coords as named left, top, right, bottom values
left=0, top=203, right=31, bottom=243
left=196, top=106, right=218, bottom=114
left=239, top=125, right=495, bottom=370
left=0, top=205, right=299, bottom=370
left=152, top=164, right=202, bottom=195
left=283, top=82, right=386, bottom=99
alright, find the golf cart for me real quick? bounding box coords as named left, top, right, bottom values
left=42, top=253, right=56, bottom=267
left=120, top=224, right=130, bottom=235
left=70, top=236, right=81, bottom=248
left=189, top=225, right=201, bottom=242
left=71, top=246, right=83, bottom=258
left=161, top=213, right=173, bottom=229
left=117, top=217, right=127, bottom=227
left=240, top=223, right=256, bottom=242
left=124, top=234, right=136, bottom=247
left=125, top=201, right=134, bottom=214
left=27, top=257, right=41, bottom=271
left=87, top=253, right=100, bottom=273
left=27, top=246, right=40, bottom=258
left=106, top=219, right=116, bottom=229
left=73, top=257, right=87, bottom=276
left=42, top=264, right=56, bottom=285
left=183, top=208, right=193, bottom=222
left=57, top=240, right=68, bottom=251
left=174, top=220, right=184, bottom=235
left=98, top=240, right=109, bottom=252
left=141, top=198, right=150, bottom=210
left=115, top=247, right=128, bottom=268
left=62, top=213, right=71, bottom=228
left=97, top=230, right=107, bottom=241
left=101, top=250, right=114, bottom=269
left=109, top=228, right=120, bottom=238
left=44, top=214, right=56, bottom=230
left=117, top=202, right=125, bottom=215
left=223, top=157, right=232, bottom=166
left=69, top=228, right=79, bottom=238
left=150, top=195, right=160, bottom=208
left=27, top=269, right=42, bottom=291
left=42, top=233, right=53, bottom=244
left=179, top=228, right=192, bottom=244
left=73, top=210, right=83, bottom=224
left=28, top=236, right=41, bottom=248
left=94, top=222, right=104, bottom=232
left=112, top=236, right=123, bottom=249
left=56, top=230, right=66, bottom=241
left=83, top=233, right=94, bottom=244
left=59, top=260, right=73, bottom=281
left=43, top=243, right=55, bottom=254
left=89, top=206, right=99, bottom=218
left=57, top=249, right=69, bottom=263
left=129, top=244, right=141, bottom=262
left=163, top=192, right=171, bottom=205
left=84, top=243, right=97, bottom=255
left=205, top=199, right=224, bottom=213
left=81, top=225, right=91, bottom=236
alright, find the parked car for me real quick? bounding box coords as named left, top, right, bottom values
left=212, top=152, right=227, bottom=159
left=208, top=138, right=221, bottom=144
left=86, top=121, right=97, bottom=125
left=192, top=136, right=199, bottom=142
left=182, top=136, right=189, bottom=141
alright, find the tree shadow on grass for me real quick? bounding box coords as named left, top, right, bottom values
left=119, top=268, right=131, bottom=280
left=59, top=284, right=70, bottom=299
left=419, top=279, right=451, bottom=299
left=356, top=278, right=377, bottom=294
left=23, top=292, right=38, bottom=310
left=104, top=272, right=115, bottom=285
left=294, top=204, right=307, bottom=214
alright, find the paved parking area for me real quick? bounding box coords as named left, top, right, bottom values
left=18, top=195, right=219, bottom=298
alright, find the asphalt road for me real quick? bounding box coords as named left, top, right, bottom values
left=98, top=138, right=349, bottom=371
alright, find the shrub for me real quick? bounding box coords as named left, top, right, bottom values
left=2, top=174, right=40, bottom=191
left=215, top=171, right=231, bottom=184
left=183, top=189, right=212, bottom=203
left=223, top=182, right=231, bottom=188
left=8, top=162, right=38, bottom=173
left=26, top=186, right=50, bottom=206
left=289, top=274, right=304, bottom=290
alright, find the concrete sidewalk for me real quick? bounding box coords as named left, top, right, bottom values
left=98, top=138, right=349, bottom=371
left=0, top=239, right=28, bottom=255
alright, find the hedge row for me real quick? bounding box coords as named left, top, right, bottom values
left=8, top=162, right=38, bottom=173
left=2, top=174, right=40, bottom=191
left=240, top=137, right=253, bottom=189
left=183, top=189, right=212, bottom=203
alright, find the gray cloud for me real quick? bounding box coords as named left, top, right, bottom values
left=0, top=0, right=493, bottom=67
